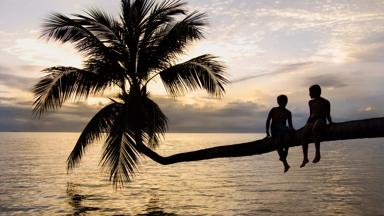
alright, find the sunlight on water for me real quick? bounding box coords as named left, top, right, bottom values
left=0, top=132, right=383, bottom=215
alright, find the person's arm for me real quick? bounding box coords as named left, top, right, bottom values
left=326, top=100, right=333, bottom=124
left=266, top=109, right=272, bottom=137
left=288, top=111, right=294, bottom=130
left=306, top=101, right=312, bottom=123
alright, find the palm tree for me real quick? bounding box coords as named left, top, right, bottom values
left=33, top=0, right=228, bottom=187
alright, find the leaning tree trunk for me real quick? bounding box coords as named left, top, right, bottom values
left=138, top=117, right=384, bottom=165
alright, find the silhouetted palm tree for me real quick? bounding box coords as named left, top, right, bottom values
left=33, top=0, right=228, bottom=187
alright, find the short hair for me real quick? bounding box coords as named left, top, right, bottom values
left=277, top=95, right=288, bottom=106
left=309, top=84, right=321, bottom=96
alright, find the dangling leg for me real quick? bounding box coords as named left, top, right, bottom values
left=300, top=143, right=309, bottom=168
left=312, top=119, right=325, bottom=163
left=282, top=133, right=290, bottom=172
left=312, top=140, right=321, bottom=163
left=300, top=124, right=312, bottom=168
left=275, top=135, right=290, bottom=172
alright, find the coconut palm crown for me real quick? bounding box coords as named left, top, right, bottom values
left=33, top=0, right=228, bottom=187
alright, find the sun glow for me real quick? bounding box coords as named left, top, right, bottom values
left=330, top=48, right=348, bottom=64
left=4, top=38, right=83, bottom=67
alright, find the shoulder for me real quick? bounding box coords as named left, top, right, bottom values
left=286, top=109, right=292, bottom=116
left=269, top=107, right=277, bottom=114
left=321, top=97, right=330, bottom=104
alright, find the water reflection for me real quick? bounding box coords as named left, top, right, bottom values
left=137, top=194, right=178, bottom=216
left=66, top=182, right=177, bottom=216
left=66, top=182, right=101, bottom=215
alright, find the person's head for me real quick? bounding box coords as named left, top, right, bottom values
left=277, top=95, right=288, bottom=107
left=309, top=84, right=321, bottom=98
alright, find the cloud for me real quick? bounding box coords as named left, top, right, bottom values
left=352, top=43, right=384, bottom=63
left=0, top=96, right=270, bottom=132
left=0, top=102, right=99, bottom=131
left=3, top=38, right=83, bottom=67
left=0, top=91, right=380, bottom=133
left=231, top=61, right=314, bottom=83
left=0, top=65, right=37, bottom=91
left=304, top=74, right=348, bottom=89
left=154, top=96, right=284, bottom=132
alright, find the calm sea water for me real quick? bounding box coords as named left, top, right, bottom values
left=0, top=132, right=383, bottom=216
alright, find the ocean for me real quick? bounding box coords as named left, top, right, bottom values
left=0, top=132, right=383, bottom=215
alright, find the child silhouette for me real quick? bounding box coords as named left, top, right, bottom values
left=266, top=95, right=294, bottom=173
left=300, top=84, right=333, bottom=168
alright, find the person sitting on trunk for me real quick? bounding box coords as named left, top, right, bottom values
left=300, top=84, right=333, bottom=168
left=266, top=94, right=294, bottom=173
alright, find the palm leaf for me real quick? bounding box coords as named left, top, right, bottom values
left=140, top=0, right=186, bottom=43
left=139, top=11, right=207, bottom=74
left=159, top=54, right=228, bottom=97
left=32, top=67, right=111, bottom=116
left=74, top=9, right=126, bottom=53
left=137, top=0, right=187, bottom=78
left=100, top=101, right=141, bottom=187
left=141, top=97, right=168, bottom=148
left=41, top=13, right=115, bottom=59
left=67, top=102, right=123, bottom=170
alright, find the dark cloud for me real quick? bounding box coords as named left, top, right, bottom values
left=0, top=93, right=378, bottom=132
left=0, top=65, right=37, bottom=91
left=0, top=102, right=98, bottom=132
left=231, top=61, right=314, bottom=83
left=19, top=64, right=45, bottom=72
left=154, top=97, right=282, bottom=132
left=154, top=96, right=313, bottom=132
left=304, top=74, right=347, bottom=89
left=0, top=96, right=16, bottom=103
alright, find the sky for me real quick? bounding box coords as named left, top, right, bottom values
left=0, top=0, right=383, bottom=132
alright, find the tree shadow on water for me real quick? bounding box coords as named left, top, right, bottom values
left=66, top=182, right=177, bottom=216
left=66, top=182, right=101, bottom=215
left=136, top=194, right=178, bottom=216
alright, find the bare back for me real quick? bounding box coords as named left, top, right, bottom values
left=308, top=97, right=330, bottom=123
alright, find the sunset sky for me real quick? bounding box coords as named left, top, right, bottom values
left=0, top=0, right=383, bottom=132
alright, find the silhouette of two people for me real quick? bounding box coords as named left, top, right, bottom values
left=266, top=84, right=333, bottom=172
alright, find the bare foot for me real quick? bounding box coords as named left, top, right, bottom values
left=300, top=159, right=309, bottom=168
left=284, top=164, right=290, bottom=173
left=312, top=155, right=321, bottom=163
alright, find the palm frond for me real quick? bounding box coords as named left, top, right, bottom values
left=139, top=11, right=207, bottom=74
left=159, top=54, right=228, bottom=97
left=136, top=0, right=156, bottom=27
left=100, top=104, right=141, bottom=188
left=83, top=58, right=127, bottom=85
left=67, top=102, right=123, bottom=170
left=137, top=0, right=187, bottom=78
left=141, top=97, right=168, bottom=148
left=74, top=9, right=126, bottom=51
left=141, top=0, right=186, bottom=39
left=41, top=13, right=109, bottom=58
left=121, top=0, right=154, bottom=38
left=33, top=67, right=111, bottom=116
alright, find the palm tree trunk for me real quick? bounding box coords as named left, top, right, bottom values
left=139, top=117, right=384, bottom=165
